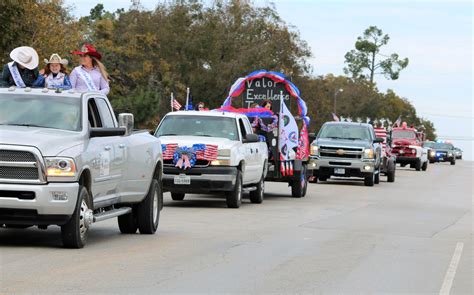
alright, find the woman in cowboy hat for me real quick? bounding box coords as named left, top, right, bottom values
left=69, top=44, right=110, bottom=95
left=33, top=54, right=72, bottom=89
left=0, top=46, right=39, bottom=87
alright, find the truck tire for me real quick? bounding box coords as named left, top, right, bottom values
left=374, top=170, right=380, bottom=184
left=450, top=159, right=456, bottom=165
left=226, top=170, right=242, bottom=208
left=249, top=176, right=264, bottom=204
left=387, top=163, right=396, bottom=183
left=137, top=179, right=161, bottom=234
left=422, top=161, right=428, bottom=171
left=415, top=159, right=422, bottom=171
left=429, top=160, right=435, bottom=164
left=291, top=164, right=308, bottom=198
left=61, top=186, right=92, bottom=248
left=171, top=193, right=185, bottom=201
left=364, top=173, right=375, bottom=187
left=118, top=210, right=138, bottom=234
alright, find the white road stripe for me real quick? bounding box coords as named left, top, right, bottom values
left=439, top=242, right=464, bottom=295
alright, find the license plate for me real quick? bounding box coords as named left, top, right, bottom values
left=439, top=158, right=444, bottom=161
left=174, top=174, right=191, bottom=185
left=334, top=168, right=345, bottom=175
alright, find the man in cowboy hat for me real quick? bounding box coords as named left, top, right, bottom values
left=0, top=46, right=39, bottom=87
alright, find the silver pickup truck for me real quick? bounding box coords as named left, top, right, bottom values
left=309, top=122, right=383, bottom=186
left=0, top=88, right=163, bottom=248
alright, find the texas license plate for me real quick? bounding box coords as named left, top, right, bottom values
left=334, top=168, right=345, bottom=175
left=174, top=174, right=191, bottom=185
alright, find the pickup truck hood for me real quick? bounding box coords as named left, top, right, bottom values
left=393, top=138, right=419, bottom=147
left=315, top=138, right=370, bottom=149
left=0, top=126, right=84, bottom=156
left=159, top=135, right=239, bottom=150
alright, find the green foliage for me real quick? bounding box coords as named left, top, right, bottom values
left=1, top=1, right=434, bottom=139
left=344, top=26, right=409, bottom=84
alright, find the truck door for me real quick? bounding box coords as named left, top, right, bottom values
left=238, top=118, right=258, bottom=183
left=86, top=97, right=125, bottom=206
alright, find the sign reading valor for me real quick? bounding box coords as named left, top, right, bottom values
left=244, top=77, right=291, bottom=108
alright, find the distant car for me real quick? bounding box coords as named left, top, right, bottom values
left=454, top=147, right=463, bottom=160
left=426, top=142, right=457, bottom=165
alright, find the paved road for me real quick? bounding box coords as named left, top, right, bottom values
left=1, top=161, right=472, bottom=294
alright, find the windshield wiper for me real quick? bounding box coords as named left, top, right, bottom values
left=1, top=123, right=53, bottom=129
left=346, top=138, right=364, bottom=140
left=160, top=133, right=178, bottom=136
left=326, top=136, right=345, bottom=139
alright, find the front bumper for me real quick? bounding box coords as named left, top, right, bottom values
left=396, top=156, right=419, bottom=164
left=309, top=157, right=375, bottom=178
left=163, top=166, right=237, bottom=193
left=0, top=182, right=79, bottom=225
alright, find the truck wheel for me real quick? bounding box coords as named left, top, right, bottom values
left=450, top=159, right=456, bottom=165
left=226, top=170, right=242, bottom=208
left=249, top=176, right=264, bottom=204
left=171, top=193, right=185, bottom=201
left=374, top=169, right=380, bottom=184
left=61, top=186, right=93, bottom=248
left=422, top=161, right=428, bottom=171
left=291, top=165, right=308, bottom=198
left=429, top=160, right=435, bottom=164
left=319, top=176, right=328, bottom=182
left=415, top=159, right=422, bottom=171
left=387, top=167, right=395, bottom=182
left=364, top=173, right=375, bottom=187
left=137, top=179, right=161, bottom=234
left=118, top=210, right=138, bottom=234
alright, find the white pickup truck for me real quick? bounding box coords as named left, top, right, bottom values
left=155, top=111, right=268, bottom=208
left=0, top=88, right=163, bottom=248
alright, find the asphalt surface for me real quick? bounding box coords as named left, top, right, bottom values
left=1, top=161, right=472, bottom=294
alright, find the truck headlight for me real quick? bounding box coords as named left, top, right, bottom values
left=430, top=150, right=435, bottom=157
left=363, top=148, right=374, bottom=159
left=45, top=157, right=77, bottom=178
left=210, top=159, right=231, bottom=166
left=310, top=145, right=319, bottom=156
left=217, top=149, right=231, bottom=157
left=448, top=152, right=453, bottom=156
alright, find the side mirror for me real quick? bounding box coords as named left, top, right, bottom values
left=118, top=113, right=134, bottom=136
left=374, top=137, right=384, bottom=143
left=90, top=127, right=126, bottom=138
left=243, top=133, right=259, bottom=143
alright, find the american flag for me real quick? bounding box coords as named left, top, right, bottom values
left=374, top=127, right=388, bottom=156
left=172, top=98, right=182, bottom=111
left=162, top=143, right=178, bottom=159
left=195, top=144, right=218, bottom=161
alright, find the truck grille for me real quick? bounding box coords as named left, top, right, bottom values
left=319, top=146, right=363, bottom=159
left=0, top=149, right=45, bottom=184
left=0, top=150, right=37, bottom=162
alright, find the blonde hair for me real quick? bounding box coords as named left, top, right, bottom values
left=91, top=56, right=110, bottom=82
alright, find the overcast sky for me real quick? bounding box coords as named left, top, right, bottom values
left=65, top=0, right=473, bottom=160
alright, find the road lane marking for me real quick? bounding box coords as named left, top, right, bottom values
left=439, top=242, right=464, bottom=295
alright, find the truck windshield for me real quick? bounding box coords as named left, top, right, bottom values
left=156, top=115, right=239, bottom=141
left=392, top=130, right=416, bottom=139
left=433, top=143, right=454, bottom=150
left=0, top=94, right=81, bottom=131
left=318, top=124, right=371, bottom=140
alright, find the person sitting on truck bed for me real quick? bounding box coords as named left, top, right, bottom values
left=32, top=54, right=72, bottom=90
left=70, top=44, right=110, bottom=95
left=0, top=46, right=39, bottom=88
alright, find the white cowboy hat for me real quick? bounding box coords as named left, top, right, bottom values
left=10, top=46, right=39, bottom=70
left=44, top=53, right=68, bottom=65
